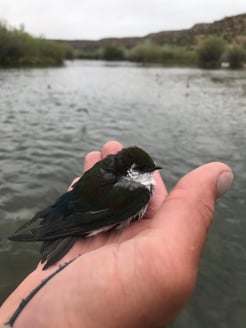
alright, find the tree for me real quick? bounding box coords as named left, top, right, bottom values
left=198, top=36, right=225, bottom=69
left=228, top=46, right=245, bottom=69
left=103, top=45, right=125, bottom=61
left=128, top=42, right=163, bottom=63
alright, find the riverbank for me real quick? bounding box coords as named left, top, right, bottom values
left=56, top=13, right=246, bottom=69
left=72, top=38, right=246, bottom=69
left=1, top=15, right=245, bottom=69
left=0, top=22, right=73, bottom=68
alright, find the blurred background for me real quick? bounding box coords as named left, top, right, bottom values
left=0, top=1, right=246, bottom=327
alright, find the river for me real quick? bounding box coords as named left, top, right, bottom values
left=0, top=60, right=246, bottom=327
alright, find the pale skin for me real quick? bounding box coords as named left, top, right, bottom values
left=0, top=141, right=233, bottom=328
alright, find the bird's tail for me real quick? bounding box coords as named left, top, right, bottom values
left=40, top=236, right=77, bottom=270
left=8, top=207, right=53, bottom=242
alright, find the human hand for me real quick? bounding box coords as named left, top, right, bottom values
left=0, top=141, right=233, bottom=328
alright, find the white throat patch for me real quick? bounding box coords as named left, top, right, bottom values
left=126, top=164, right=155, bottom=190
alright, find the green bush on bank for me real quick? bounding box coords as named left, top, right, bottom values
left=197, top=36, right=225, bottom=68
left=102, top=45, right=125, bottom=61
left=0, top=22, right=74, bottom=67
left=75, top=42, right=196, bottom=65
left=2, top=20, right=245, bottom=69
left=128, top=42, right=197, bottom=66
left=74, top=48, right=103, bottom=60
left=172, top=47, right=198, bottom=66
left=128, top=43, right=163, bottom=63
left=73, top=39, right=245, bottom=69
left=75, top=46, right=125, bottom=61
left=228, top=46, right=246, bottom=69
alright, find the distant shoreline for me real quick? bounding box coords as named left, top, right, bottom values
left=52, top=13, right=246, bottom=52
left=1, top=13, right=245, bottom=69
left=51, top=13, right=245, bottom=70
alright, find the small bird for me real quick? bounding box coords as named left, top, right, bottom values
left=9, top=146, right=161, bottom=270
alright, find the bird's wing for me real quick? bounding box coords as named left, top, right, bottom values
left=8, top=191, right=76, bottom=242
left=9, top=186, right=150, bottom=242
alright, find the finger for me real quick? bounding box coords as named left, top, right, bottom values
left=67, top=177, right=80, bottom=191
left=151, top=162, right=233, bottom=270
left=101, top=141, right=123, bottom=158
left=83, top=151, right=102, bottom=172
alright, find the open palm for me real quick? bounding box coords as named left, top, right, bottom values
left=0, top=141, right=233, bottom=328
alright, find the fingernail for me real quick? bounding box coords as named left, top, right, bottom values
left=217, top=171, right=233, bottom=198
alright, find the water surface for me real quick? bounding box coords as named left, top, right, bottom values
left=0, top=60, right=246, bottom=327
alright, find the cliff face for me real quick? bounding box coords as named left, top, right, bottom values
left=192, top=13, right=246, bottom=35
left=144, top=13, right=246, bottom=46
left=54, top=13, right=246, bottom=51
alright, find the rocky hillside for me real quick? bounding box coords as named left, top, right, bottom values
left=54, top=13, right=246, bottom=52
left=147, top=13, right=246, bottom=46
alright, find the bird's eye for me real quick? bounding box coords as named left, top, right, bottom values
left=137, top=165, right=147, bottom=171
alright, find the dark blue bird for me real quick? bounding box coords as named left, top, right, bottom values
left=9, top=146, right=161, bottom=269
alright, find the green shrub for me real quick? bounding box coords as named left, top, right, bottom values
left=128, top=43, right=163, bottom=63
left=102, top=45, right=125, bottom=61
left=228, top=46, right=245, bottom=69
left=128, top=43, right=197, bottom=66
left=161, top=46, right=175, bottom=63
left=198, top=36, right=225, bottom=68
left=0, top=21, right=74, bottom=67
left=172, top=47, right=197, bottom=66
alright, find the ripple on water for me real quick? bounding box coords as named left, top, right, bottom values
left=0, top=62, right=246, bottom=324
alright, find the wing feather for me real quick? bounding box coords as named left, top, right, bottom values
left=9, top=186, right=150, bottom=241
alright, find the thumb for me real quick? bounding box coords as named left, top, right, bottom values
left=151, top=162, right=233, bottom=270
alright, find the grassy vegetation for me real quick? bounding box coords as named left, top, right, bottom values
left=228, top=46, right=246, bottom=69
left=74, top=36, right=245, bottom=69
left=75, top=42, right=198, bottom=67
left=1, top=21, right=245, bottom=69
left=0, top=22, right=74, bottom=67
left=103, top=45, right=125, bottom=61
left=128, top=43, right=164, bottom=63
left=74, top=49, right=103, bottom=60
left=127, top=42, right=198, bottom=66
left=197, top=36, right=226, bottom=68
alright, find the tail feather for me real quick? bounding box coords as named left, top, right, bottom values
left=8, top=207, right=60, bottom=242
left=41, top=236, right=77, bottom=270
left=8, top=230, right=38, bottom=242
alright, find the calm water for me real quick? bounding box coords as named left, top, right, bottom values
left=0, top=60, right=246, bottom=327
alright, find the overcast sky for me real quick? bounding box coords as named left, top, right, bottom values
left=0, top=0, right=245, bottom=40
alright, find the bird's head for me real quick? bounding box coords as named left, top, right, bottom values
left=114, top=147, right=161, bottom=188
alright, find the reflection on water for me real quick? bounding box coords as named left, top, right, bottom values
left=0, top=61, right=246, bottom=326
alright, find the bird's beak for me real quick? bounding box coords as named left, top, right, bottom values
left=153, top=165, right=162, bottom=171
